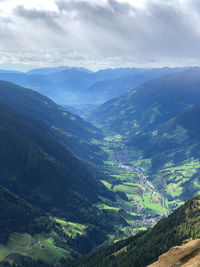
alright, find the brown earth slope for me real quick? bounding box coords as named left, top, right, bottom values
left=148, top=239, right=200, bottom=267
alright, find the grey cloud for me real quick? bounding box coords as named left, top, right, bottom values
left=14, top=5, right=63, bottom=31
left=1, top=0, right=200, bottom=68
left=54, top=0, right=200, bottom=61
left=56, top=0, right=134, bottom=23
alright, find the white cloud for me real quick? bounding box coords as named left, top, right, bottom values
left=0, top=0, right=200, bottom=70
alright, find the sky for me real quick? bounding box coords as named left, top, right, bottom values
left=0, top=0, right=200, bottom=71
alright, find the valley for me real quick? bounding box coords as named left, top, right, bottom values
left=1, top=68, right=200, bottom=266
left=93, top=134, right=169, bottom=238
left=91, top=127, right=200, bottom=241
left=1, top=1, right=200, bottom=265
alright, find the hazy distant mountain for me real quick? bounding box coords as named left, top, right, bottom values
left=92, top=67, right=149, bottom=81
left=27, top=66, right=93, bottom=75
left=0, top=66, right=189, bottom=105
left=81, top=67, right=188, bottom=104
left=26, top=66, right=68, bottom=75
left=0, top=69, right=23, bottom=74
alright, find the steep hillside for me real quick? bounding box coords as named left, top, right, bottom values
left=71, top=195, right=200, bottom=267
left=0, top=98, right=129, bottom=266
left=0, top=186, right=48, bottom=244
left=0, top=186, right=103, bottom=266
left=0, top=80, right=105, bottom=164
left=0, top=186, right=68, bottom=265
left=129, top=105, right=200, bottom=165
left=125, top=105, right=200, bottom=208
left=148, top=239, right=200, bottom=267
left=90, top=67, right=200, bottom=135
left=0, top=102, right=103, bottom=221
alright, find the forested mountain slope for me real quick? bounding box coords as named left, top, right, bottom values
left=0, top=186, right=49, bottom=244
left=0, top=101, right=105, bottom=221
left=0, top=185, right=106, bottom=266
left=90, top=67, right=200, bottom=135
left=0, top=80, right=105, bottom=164
left=0, top=81, right=131, bottom=266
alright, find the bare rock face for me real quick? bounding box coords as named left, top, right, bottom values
left=148, top=239, right=200, bottom=267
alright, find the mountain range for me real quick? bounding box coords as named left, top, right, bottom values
left=0, top=66, right=189, bottom=106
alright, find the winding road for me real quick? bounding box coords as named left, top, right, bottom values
left=113, top=144, right=169, bottom=219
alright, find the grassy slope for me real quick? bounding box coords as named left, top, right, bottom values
left=0, top=233, right=69, bottom=263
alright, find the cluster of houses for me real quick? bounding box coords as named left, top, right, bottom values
left=31, top=240, right=46, bottom=249
left=65, top=225, right=72, bottom=232
left=130, top=218, right=158, bottom=228
left=150, top=197, right=160, bottom=204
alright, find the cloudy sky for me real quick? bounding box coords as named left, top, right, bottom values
left=0, top=0, right=200, bottom=71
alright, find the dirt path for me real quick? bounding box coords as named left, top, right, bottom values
left=26, top=234, right=31, bottom=249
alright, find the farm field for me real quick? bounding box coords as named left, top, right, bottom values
left=93, top=134, right=200, bottom=240
left=0, top=232, right=69, bottom=263
left=92, top=135, right=167, bottom=238
left=55, top=218, right=86, bottom=238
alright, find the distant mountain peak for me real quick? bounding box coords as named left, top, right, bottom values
left=26, top=66, right=93, bottom=75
